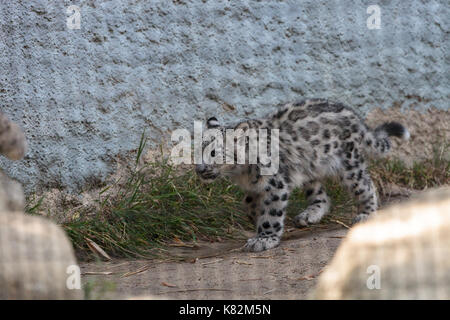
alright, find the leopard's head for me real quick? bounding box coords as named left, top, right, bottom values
left=195, top=117, right=226, bottom=183
left=195, top=117, right=250, bottom=183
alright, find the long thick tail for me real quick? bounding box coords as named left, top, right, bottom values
left=365, top=121, right=410, bottom=157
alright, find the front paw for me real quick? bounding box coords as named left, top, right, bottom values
left=243, top=236, right=280, bottom=252
left=294, top=209, right=323, bottom=227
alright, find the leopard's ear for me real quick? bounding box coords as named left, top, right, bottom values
left=207, top=117, right=220, bottom=128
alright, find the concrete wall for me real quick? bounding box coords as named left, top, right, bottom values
left=0, top=0, right=448, bottom=192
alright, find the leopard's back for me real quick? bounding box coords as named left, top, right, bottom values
left=264, top=99, right=370, bottom=181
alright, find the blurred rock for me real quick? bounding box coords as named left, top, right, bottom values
left=0, top=171, right=24, bottom=212
left=0, top=111, right=26, bottom=161
left=0, top=111, right=26, bottom=211
left=0, top=211, right=83, bottom=299
left=313, top=187, right=450, bottom=299
left=0, top=112, right=83, bottom=299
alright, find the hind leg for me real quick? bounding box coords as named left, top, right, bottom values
left=340, top=162, right=378, bottom=224
left=294, top=181, right=331, bottom=227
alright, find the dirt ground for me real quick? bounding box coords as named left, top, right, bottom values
left=80, top=226, right=348, bottom=299
left=79, top=190, right=414, bottom=300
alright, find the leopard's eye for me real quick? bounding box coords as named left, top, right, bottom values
left=211, top=150, right=215, bottom=157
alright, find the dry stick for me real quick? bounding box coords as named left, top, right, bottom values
left=331, top=219, right=351, bottom=229
left=161, top=281, right=177, bottom=288
left=168, top=242, right=199, bottom=248
left=106, top=262, right=130, bottom=269
left=201, top=259, right=224, bottom=266
left=250, top=255, right=275, bottom=259
left=120, top=265, right=152, bottom=278
left=119, top=254, right=200, bottom=278
left=295, top=269, right=324, bottom=281
left=178, top=246, right=243, bottom=262
left=263, top=289, right=276, bottom=295
left=84, top=237, right=112, bottom=261
left=82, top=271, right=114, bottom=275
left=121, top=254, right=228, bottom=278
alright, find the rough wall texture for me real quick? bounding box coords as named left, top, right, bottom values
left=0, top=0, right=448, bottom=192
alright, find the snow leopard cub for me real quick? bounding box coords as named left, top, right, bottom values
left=195, top=99, right=409, bottom=252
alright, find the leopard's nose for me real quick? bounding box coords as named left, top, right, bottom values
left=195, top=164, right=206, bottom=174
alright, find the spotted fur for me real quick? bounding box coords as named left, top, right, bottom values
left=195, top=99, right=409, bottom=252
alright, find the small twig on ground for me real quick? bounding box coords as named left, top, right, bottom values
left=295, top=269, right=324, bottom=281
left=161, top=281, right=177, bottom=288
left=201, top=259, right=224, bottom=266
left=168, top=243, right=199, bottom=248
left=331, top=219, right=351, bottom=229
left=263, top=289, right=276, bottom=295
left=105, top=262, right=130, bottom=269
left=82, top=271, right=114, bottom=275
left=120, top=264, right=152, bottom=278
left=84, top=237, right=112, bottom=261
left=179, top=246, right=243, bottom=262
left=234, top=260, right=253, bottom=265
left=250, top=255, right=275, bottom=259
